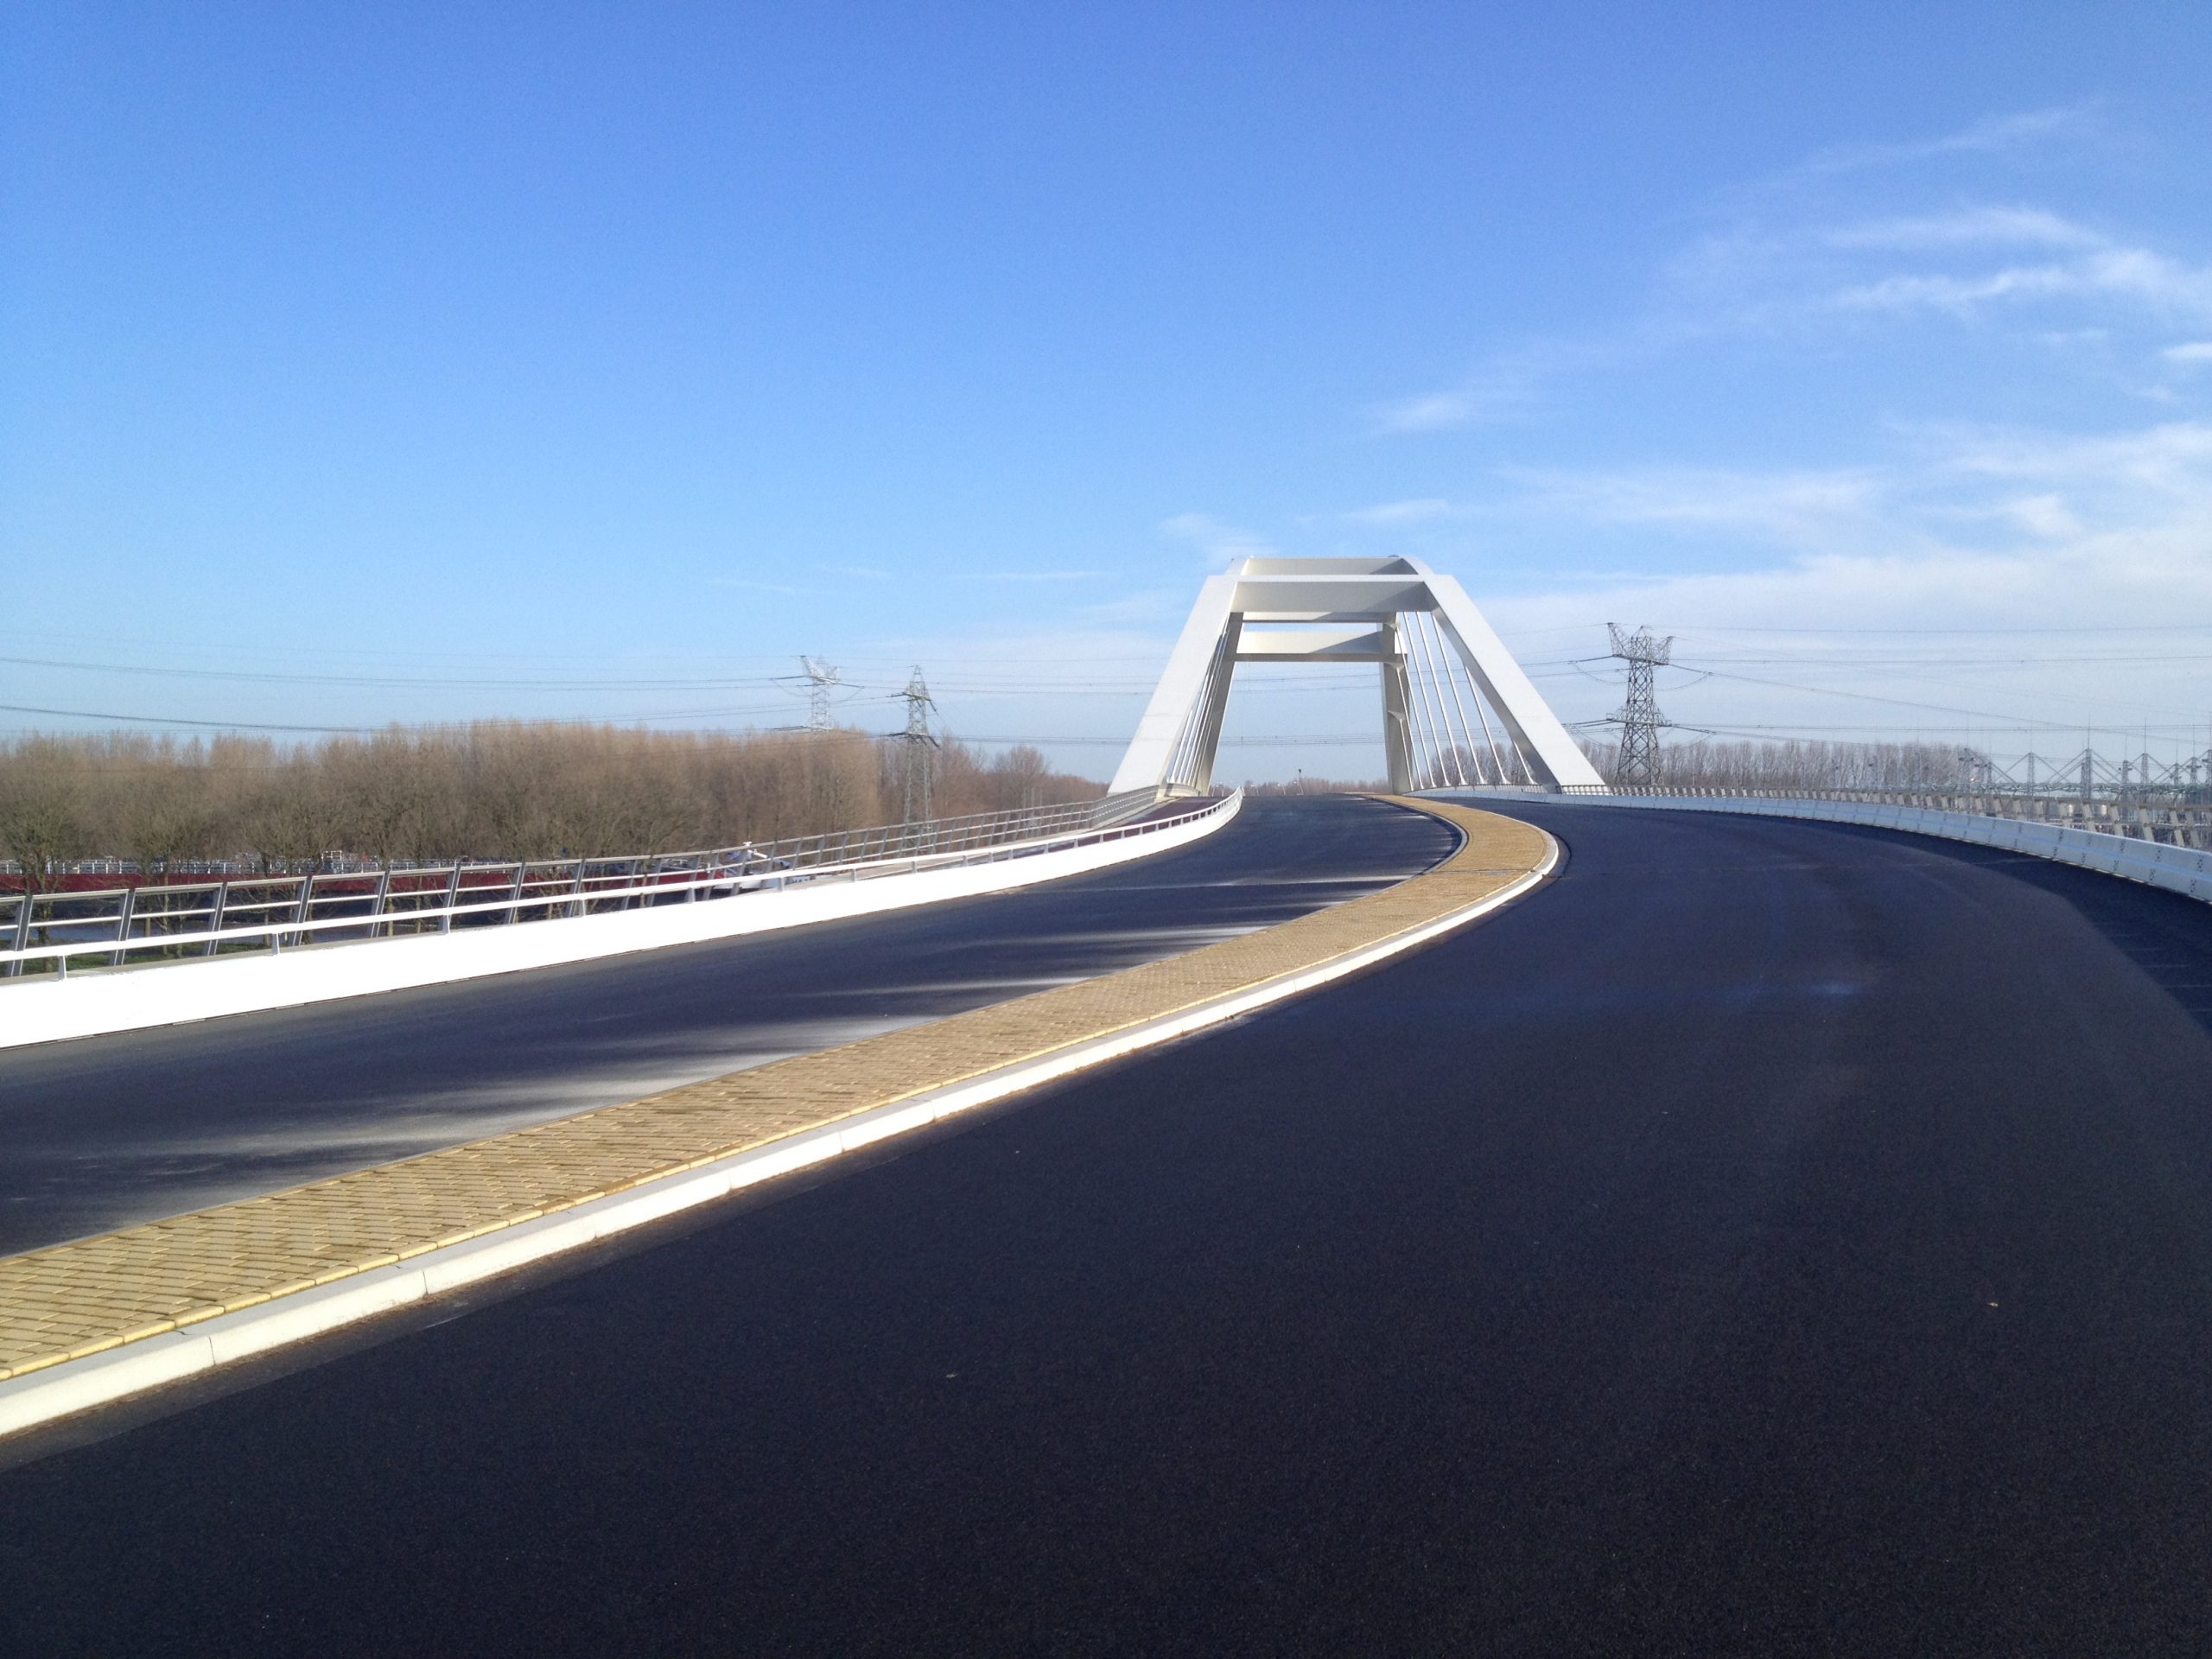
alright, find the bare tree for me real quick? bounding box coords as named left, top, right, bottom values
left=60, top=733, right=228, bottom=880
left=0, top=721, right=1108, bottom=870
left=0, top=737, right=90, bottom=893
left=238, top=749, right=346, bottom=871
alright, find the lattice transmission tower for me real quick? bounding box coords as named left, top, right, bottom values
left=1605, top=622, right=1674, bottom=786
left=798, top=656, right=842, bottom=732
left=897, top=666, right=938, bottom=823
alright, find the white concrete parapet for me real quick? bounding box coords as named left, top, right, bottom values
left=0, top=792, right=1243, bottom=1052
left=1454, top=789, right=2212, bottom=905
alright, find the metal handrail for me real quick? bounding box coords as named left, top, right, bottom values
left=1, top=789, right=1228, bottom=981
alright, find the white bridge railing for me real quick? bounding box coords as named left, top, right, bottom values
left=2, top=788, right=1205, bottom=982
left=1455, top=787, right=2212, bottom=906
left=1604, top=784, right=2212, bottom=849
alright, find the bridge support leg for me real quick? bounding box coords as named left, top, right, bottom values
left=1379, top=626, right=1415, bottom=793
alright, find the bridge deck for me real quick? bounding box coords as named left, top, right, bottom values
left=0, top=799, right=1548, bottom=1385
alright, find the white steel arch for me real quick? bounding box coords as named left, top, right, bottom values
left=1109, top=556, right=1606, bottom=797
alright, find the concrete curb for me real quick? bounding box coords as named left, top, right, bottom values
left=0, top=817, right=1556, bottom=1440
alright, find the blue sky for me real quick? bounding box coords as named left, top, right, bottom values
left=6, top=3, right=2211, bottom=779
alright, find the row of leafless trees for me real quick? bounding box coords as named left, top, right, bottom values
left=1579, top=736, right=1977, bottom=791
left=0, top=725, right=1100, bottom=887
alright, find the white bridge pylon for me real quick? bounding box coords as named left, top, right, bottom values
left=1109, top=556, right=1606, bottom=797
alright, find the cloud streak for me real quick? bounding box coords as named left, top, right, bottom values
left=711, top=577, right=816, bottom=597
left=1468, top=419, right=2212, bottom=741
left=1371, top=106, right=2205, bottom=438
left=1498, top=465, right=1891, bottom=551
left=952, top=569, right=1109, bottom=582
left=1339, top=498, right=1465, bottom=526
left=1345, top=107, right=2212, bottom=746
left=1798, top=105, right=2096, bottom=177
left=1830, top=244, right=2212, bottom=326
left=1160, top=512, right=1275, bottom=567
left=1820, top=206, right=2103, bottom=251
left=1369, top=339, right=1618, bottom=435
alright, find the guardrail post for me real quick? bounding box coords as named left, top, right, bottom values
left=370, top=868, right=391, bottom=938
left=207, top=881, right=229, bottom=956
left=505, top=862, right=527, bottom=925
left=290, top=871, right=316, bottom=948
left=108, top=884, right=137, bottom=969
left=441, top=862, right=463, bottom=933
left=5, top=890, right=29, bottom=978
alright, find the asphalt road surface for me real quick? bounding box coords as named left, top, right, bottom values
left=8, top=800, right=2212, bottom=1656
left=0, top=794, right=1450, bottom=1254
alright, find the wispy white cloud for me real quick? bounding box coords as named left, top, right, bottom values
left=1490, top=422, right=2212, bottom=547
left=1831, top=245, right=2212, bottom=325
left=1337, top=413, right=2211, bottom=620
left=952, top=569, right=1109, bottom=582
left=1662, top=200, right=2212, bottom=342
left=1340, top=498, right=1464, bottom=526
left=1996, top=493, right=2084, bottom=539
left=1821, top=206, right=2103, bottom=251
left=711, top=576, right=815, bottom=596
left=1491, top=465, right=1896, bottom=561
left=1929, top=417, right=2212, bottom=490
left=1371, top=123, right=2132, bottom=437
left=1630, top=103, right=2212, bottom=368
left=1076, top=589, right=1183, bottom=624
left=1485, top=419, right=2212, bottom=630
left=1470, top=420, right=2212, bottom=743
left=1374, top=123, right=2119, bottom=435
left=1342, top=108, right=2212, bottom=746
left=1160, top=512, right=1275, bottom=567
left=1370, top=106, right=2176, bottom=442
left=1799, top=105, right=2095, bottom=177
left=1373, top=392, right=1482, bottom=434
left=1368, top=339, right=1614, bottom=435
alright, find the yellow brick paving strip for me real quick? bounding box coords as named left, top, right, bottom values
left=0, top=798, right=1548, bottom=1382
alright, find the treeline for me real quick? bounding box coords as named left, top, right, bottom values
left=1579, top=736, right=1976, bottom=791
left=0, top=724, right=1102, bottom=887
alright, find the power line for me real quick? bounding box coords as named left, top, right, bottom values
left=0, top=654, right=792, bottom=691
left=0, top=701, right=798, bottom=734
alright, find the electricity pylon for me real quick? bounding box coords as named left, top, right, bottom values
left=798, top=656, right=842, bottom=732
left=1605, top=623, right=1674, bottom=786
left=897, top=666, right=938, bottom=823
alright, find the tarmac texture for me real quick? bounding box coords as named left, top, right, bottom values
left=6, top=800, right=2212, bottom=1656
left=0, top=798, right=1539, bottom=1388
left=0, top=792, right=1452, bottom=1253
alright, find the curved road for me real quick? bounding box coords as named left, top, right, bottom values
left=0, top=795, right=1452, bottom=1254
left=7, top=800, right=2212, bottom=1654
